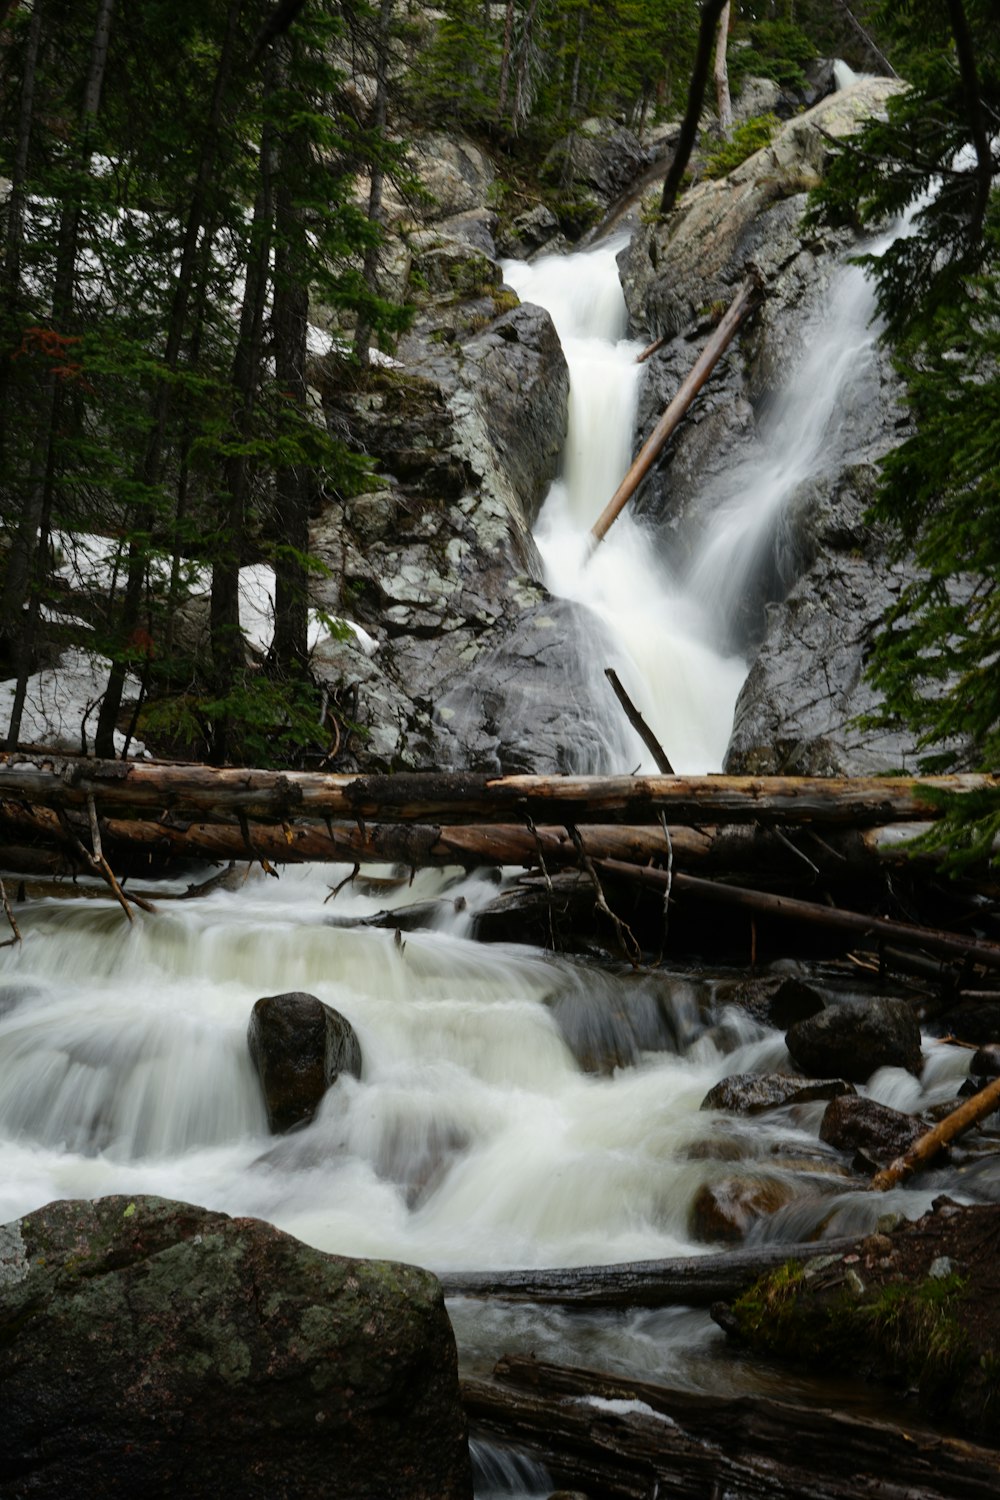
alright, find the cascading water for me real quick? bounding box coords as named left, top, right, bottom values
left=502, top=241, right=747, bottom=774
left=0, top=218, right=981, bottom=1498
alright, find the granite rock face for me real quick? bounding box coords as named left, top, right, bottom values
left=618, top=78, right=930, bottom=776
left=0, top=1195, right=472, bottom=1498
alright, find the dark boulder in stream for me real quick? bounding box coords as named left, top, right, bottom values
left=0, top=1195, right=472, bottom=1498
left=785, top=996, right=923, bottom=1083
left=819, top=1093, right=926, bottom=1168
left=247, top=991, right=362, bottom=1134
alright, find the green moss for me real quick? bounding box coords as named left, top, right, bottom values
left=703, top=114, right=781, bottom=180
left=731, top=1264, right=972, bottom=1413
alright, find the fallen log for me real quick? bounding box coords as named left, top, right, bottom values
left=0, top=800, right=710, bottom=875
left=589, top=272, right=762, bottom=546
left=871, top=1072, right=1000, bottom=1192
left=1, top=753, right=994, bottom=829
left=462, top=1356, right=1000, bottom=1500
left=1, top=798, right=949, bottom=882
left=440, top=1236, right=857, bottom=1307
left=595, top=856, right=1000, bottom=972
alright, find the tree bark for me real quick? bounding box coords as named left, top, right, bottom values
left=462, top=1356, right=1000, bottom=1500
left=871, top=1073, right=1000, bottom=1192
left=589, top=274, right=760, bottom=545
left=713, top=0, right=732, bottom=137
left=0, top=756, right=995, bottom=829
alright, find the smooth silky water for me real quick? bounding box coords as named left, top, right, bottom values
left=0, top=231, right=977, bottom=1497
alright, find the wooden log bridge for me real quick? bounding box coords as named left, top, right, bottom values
left=0, top=753, right=994, bottom=828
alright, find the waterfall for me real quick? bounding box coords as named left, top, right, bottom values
left=502, top=230, right=897, bottom=770
left=502, top=243, right=748, bottom=775
left=0, top=219, right=965, bottom=1500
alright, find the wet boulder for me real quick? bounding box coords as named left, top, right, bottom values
left=248, top=991, right=362, bottom=1134
left=690, top=1176, right=798, bottom=1244
left=701, top=1073, right=855, bottom=1115
left=819, top=1094, right=925, bottom=1169
left=785, top=997, right=922, bottom=1083
left=0, top=1195, right=472, bottom=1498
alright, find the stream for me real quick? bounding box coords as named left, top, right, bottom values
left=0, top=231, right=981, bottom=1497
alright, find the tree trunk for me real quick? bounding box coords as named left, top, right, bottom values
left=441, top=1237, right=856, bottom=1307
left=354, top=0, right=392, bottom=368
left=1, top=757, right=994, bottom=828
left=6, top=0, right=116, bottom=750
left=94, top=0, right=244, bottom=758
left=714, top=1, right=732, bottom=136
left=496, top=0, right=514, bottom=120
left=660, top=0, right=728, bottom=217
left=270, top=41, right=310, bottom=679
left=589, top=274, right=760, bottom=545
left=871, top=1073, right=1000, bottom=1191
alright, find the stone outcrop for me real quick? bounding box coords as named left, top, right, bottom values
left=619, top=78, right=927, bottom=776
left=0, top=1195, right=472, bottom=1497
left=542, top=120, right=649, bottom=231
left=247, top=992, right=362, bottom=1134
left=309, top=281, right=634, bottom=774
left=715, top=1200, right=1000, bottom=1440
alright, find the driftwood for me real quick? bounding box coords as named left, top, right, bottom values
left=589, top=272, right=762, bottom=546
left=463, top=1354, right=1000, bottom=1500
left=440, top=1237, right=856, bottom=1307
left=871, top=1073, right=1000, bottom=1192
left=2, top=798, right=957, bottom=882
left=1, top=753, right=994, bottom=828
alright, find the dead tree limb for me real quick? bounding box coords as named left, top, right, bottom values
left=568, top=824, right=642, bottom=966
left=2, top=754, right=993, bottom=829
left=604, top=668, right=674, bottom=772
left=635, top=333, right=667, bottom=364
left=0, top=878, right=20, bottom=947
left=590, top=273, right=761, bottom=546
left=871, top=1074, right=1000, bottom=1192
left=595, top=856, right=1000, bottom=972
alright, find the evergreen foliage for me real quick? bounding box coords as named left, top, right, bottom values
left=0, top=0, right=406, bottom=765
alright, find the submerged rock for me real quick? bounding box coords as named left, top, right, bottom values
left=0, top=1195, right=472, bottom=1497
left=819, top=1093, right=925, bottom=1168
left=247, top=991, right=362, bottom=1134
left=701, top=1073, right=855, bottom=1115
left=785, top=997, right=923, bottom=1083
left=690, top=1175, right=798, bottom=1243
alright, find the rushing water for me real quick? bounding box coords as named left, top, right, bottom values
left=0, top=222, right=980, bottom=1495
